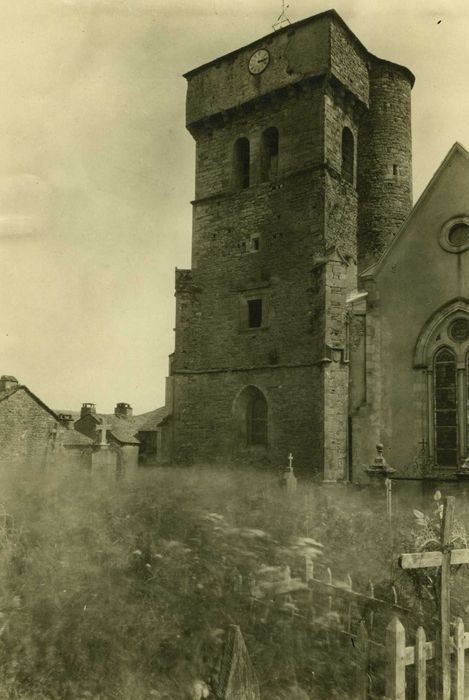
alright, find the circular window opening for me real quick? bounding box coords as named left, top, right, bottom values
left=448, top=223, right=469, bottom=247
left=449, top=318, right=469, bottom=342
left=440, top=217, right=469, bottom=253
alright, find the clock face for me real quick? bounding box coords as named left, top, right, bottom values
left=248, top=48, right=270, bottom=75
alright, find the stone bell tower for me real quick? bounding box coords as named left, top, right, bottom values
left=165, top=10, right=414, bottom=478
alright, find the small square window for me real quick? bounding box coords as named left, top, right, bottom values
left=250, top=236, right=260, bottom=252
left=248, top=299, right=262, bottom=328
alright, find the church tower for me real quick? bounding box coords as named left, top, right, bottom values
left=165, top=10, right=414, bottom=478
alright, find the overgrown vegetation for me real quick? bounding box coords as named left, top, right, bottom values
left=0, top=467, right=463, bottom=699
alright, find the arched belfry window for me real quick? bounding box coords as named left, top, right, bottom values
left=434, top=348, right=458, bottom=467
left=341, top=127, right=354, bottom=185
left=233, top=137, right=250, bottom=189
left=232, top=385, right=268, bottom=449
left=260, top=127, right=279, bottom=182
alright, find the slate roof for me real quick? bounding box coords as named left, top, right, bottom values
left=0, top=385, right=61, bottom=421
left=65, top=405, right=168, bottom=445
left=0, top=385, right=91, bottom=449
left=60, top=430, right=94, bottom=447
left=134, top=406, right=169, bottom=433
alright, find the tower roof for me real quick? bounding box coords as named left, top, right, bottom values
left=183, top=8, right=414, bottom=86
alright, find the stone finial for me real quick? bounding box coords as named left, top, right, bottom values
left=365, top=443, right=395, bottom=480
left=373, top=443, right=387, bottom=469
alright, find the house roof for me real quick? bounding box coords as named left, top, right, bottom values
left=60, top=430, right=94, bottom=447
left=361, top=142, right=469, bottom=280
left=0, top=385, right=61, bottom=421
left=134, top=406, right=169, bottom=433
left=69, top=404, right=168, bottom=445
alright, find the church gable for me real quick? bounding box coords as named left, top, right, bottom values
left=367, top=143, right=469, bottom=307
left=351, top=143, right=469, bottom=476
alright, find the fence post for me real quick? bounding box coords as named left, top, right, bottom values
left=385, top=617, right=406, bottom=700
left=415, top=626, right=426, bottom=700
left=454, top=617, right=465, bottom=700
left=346, top=574, right=353, bottom=634
left=305, top=555, right=314, bottom=583
left=368, top=581, right=375, bottom=631
left=356, top=620, right=369, bottom=700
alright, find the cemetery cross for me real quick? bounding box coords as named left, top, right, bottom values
left=398, top=496, right=469, bottom=700
left=95, top=418, right=109, bottom=446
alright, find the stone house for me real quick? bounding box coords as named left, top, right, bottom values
left=73, top=403, right=140, bottom=470
left=163, top=9, right=469, bottom=480
left=73, top=402, right=169, bottom=466
left=0, top=376, right=93, bottom=468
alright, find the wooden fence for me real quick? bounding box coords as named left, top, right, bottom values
left=244, top=558, right=413, bottom=699
left=227, top=556, right=469, bottom=698
left=386, top=616, right=469, bottom=700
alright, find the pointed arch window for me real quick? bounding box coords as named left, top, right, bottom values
left=232, top=385, right=268, bottom=449
left=415, top=303, right=469, bottom=468
left=467, top=350, right=469, bottom=458
left=247, top=393, right=268, bottom=445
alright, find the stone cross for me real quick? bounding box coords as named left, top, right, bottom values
left=399, top=497, right=469, bottom=699
left=95, top=418, right=109, bottom=446
left=280, top=452, right=297, bottom=496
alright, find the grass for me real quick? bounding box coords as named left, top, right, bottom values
left=0, top=465, right=461, bottom=698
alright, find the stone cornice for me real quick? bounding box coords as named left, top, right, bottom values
left=186, top=72, right=368, bottom=137
left=191, top=160, right=358, bottom=207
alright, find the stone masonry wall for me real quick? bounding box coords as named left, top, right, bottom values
left=171, top=366, right=324, bottom=473
left=169, top=11, right=415, bottom=479
left=0, top=389, right=58, bottom=467
left=358, top=61, right=413, bottom=271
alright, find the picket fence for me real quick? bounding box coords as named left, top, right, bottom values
left=242, top=557, right=412, bottom=699
left=386, top=615, right=469, bottom=700
left=225, top=556, right=469, bottom=698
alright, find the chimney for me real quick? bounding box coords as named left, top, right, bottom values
left=81, top=403, right=96, bottom=418
left=58, top=413, right=75, bottom=430
left=0, top=376, right=19, bottom=393
left=115, top=402, right=133, bottom=418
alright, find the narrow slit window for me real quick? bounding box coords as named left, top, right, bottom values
left=233, top=137, right=250, bottom=189
left=248, top=299, right=262, bottom=328
left=341, top=127, right=354, bottom=185
left=250, top=236, right=260, bottom=252
left=260, top=127, right=279, bottom=182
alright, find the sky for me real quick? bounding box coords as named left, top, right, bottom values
left=0, top=0, right=468, bottom=414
